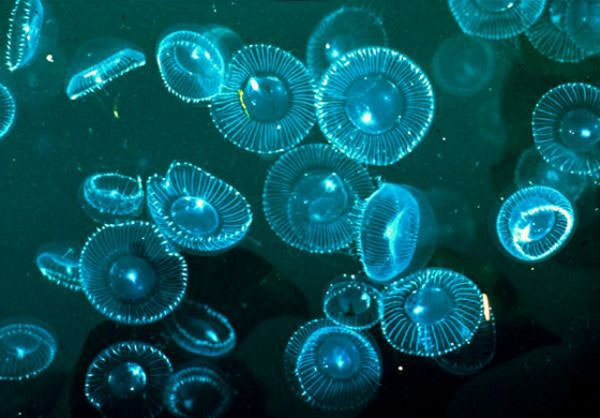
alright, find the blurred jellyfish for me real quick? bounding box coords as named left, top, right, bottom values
left=496, top=186, right=575, bottom=262
left=380, top=268, right=483, bottom=357
left=85, top=341, right=172, bottom=418
left=210, top=44, right=316, bottom=154
left=566, top=0, right=600, bottom=55
left=316, top=47, right=434, bottom=166
left=5, top=0, right=44, bottom=71
left=35, top=241, right=81, bottom=291
left=79, top=221, right=188, bottom=324
left=0, top=83, right=16, bottom=140
left=263, top=143, right=374, bottom=253
left=532, top=82, right=600, bottom=177
left=147, top=161, right=252, bottom=254
left=323, top=274, right=382, bottom=330
left=79, top=173, right=144, bottom=223
left=426, top=188, right=476, bottom=253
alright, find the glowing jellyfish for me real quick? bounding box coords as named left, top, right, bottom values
left=263, top=143, right=374, bottom=253
left=380, top=268, right=483, bottom=357
left=306, top=6, right=388, bottom=80
left=79, top=173, right=144, bottom=223
left=0, top=83, right=16, bottom=140
left=496, top=186, right=575, bottom=262
left=566, top=0, right=600, bottom=55
left=65, top=38, right=146, bottom=100
left=79, top=221, right=188, bottom=324
left=35, top=241, right=81, bottom=291
left=210, top=44, right=316, bottom=154
left=5, top=0, right=44, bottom=71
left=532, top=82, right=600, bottom=177
left=147, top=161, right=252, bottom=254
left=323, top=274, right=382, bottom=330
left=85, top=341, right=172, bottom=418
left=316, top=47, right=434, bottom=166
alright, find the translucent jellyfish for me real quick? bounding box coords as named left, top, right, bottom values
left=0, top=320, right=56, bottom=381
left=306, top=6, right=388, bottom=81
left=263, top=143, right=374, bottom=253
left=380, top=268, right=483, bottom=357
left=5, top=0, right=44, bottom=71
left=566, top=0, right=600, bottom=55
left=210, top=44, right=316, bottom=154
left=448, top=0, right=546, bottom=39
left=532, top=82, right=600, bottom=177
left=79, top=173, right=144, bottom=223
left=85, top=341, right=172, bottom=418
left=65, top=38, right=146, bottom=100
left=35, top=241, right=81, bottom=291
left=496, top=186, right=575, bottom=262
left=165, top=301, right=236, bottom=357
left=147, top=161, right=252, bottom=254
left=0, top=83, right=16, bottom=140
left=316, top=47, right=434, bottom=166
left=79, top=221, right=188, bottom=324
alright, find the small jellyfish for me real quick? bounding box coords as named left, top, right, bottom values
left=0, top=83, right=16, bottom=140
left=79, top=221, right=188, bottom=324
left=496, top=186, right=575, bottom=262
left=532, top=82, right=600, bottom=177
left=5, top=0, right=44, bottom=71
left=35, top=241, right=81, bottom=291
left=566, top=0, right=600, bottom=55
left=316, top=47, right=434, bottom=166
left=380, top=268, right=483, bottom=357
left=147, top=161, right=252, bottom=254
left=263, top=143, right=374, bottom=253
left=448, top=0, right=546, bottom=40
left=85, top=341, right=172, bottom=418
left=210, top=44, right=316, bottom=154
left=79, top=172, right=144, bottom=223
left=0, top=320, right=57, bottom=381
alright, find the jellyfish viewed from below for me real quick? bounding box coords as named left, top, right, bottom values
left=0, top=83, right=16, bottom=140
left=566, top=0, right=600, bottom=55
left=35, top=241, right=81, bottom=291
left=79, top=173, right=144, bottom=223
left=5, top=0, right=44, bottom=71
left=323, top=274, right=382, bottom=330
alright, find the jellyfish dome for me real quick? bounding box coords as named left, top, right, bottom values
left=147, top=161, right=252, bottom=254
left=85, top=341, right=172, bottom=418
left=263, top=144, right=374, bottom=253
left=566, top=0, right=600, bottom=55
left=35, top=241, right=81, bottom=291
left=323, top=274, right=382, bottom=330
left=79, top=221, right=188, bottom=324
left=0, top=83, right=16, bottom=140
left=496, top=186, right=575, bottom=262
left=532, top=82, right=600, bottom=177
left=380, top=268, right=483, bottom=357
left=79, top=173, right=144, bottom=223
left=5, top=0, right=44, bottom=71
left=210, top=44, right=316, bottom=154
left=316, top=47, right=434, bottom=166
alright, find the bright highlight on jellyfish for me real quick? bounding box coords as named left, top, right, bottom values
left=380, top=268, right=483, bottom=357
left=496, top=186, right=575, bottom=262
left=306, top=6, right=388, bottom=80
left=532, top=82, right=600, bottom=177
left=79, top=173, right=144, bottom=223
left=35, top=241, right=82, bottom=291
left=85, top=341, right=172, bottom=418
left=0, top=83, right=16, bottom=140
left=566, top=0, right=600, bottom=55
left=5, top=0, right=44, bottom=71
left=79, top=221, right=188, bottom=324
left=448, top=0, right=546, bottom=39
left=147, top=161, right=252, bottom=253
left=210, top=44, right=316, bottom=154
left=263, top=144, right=374, bottom=253
left=316, top=47, right=434, bottom=166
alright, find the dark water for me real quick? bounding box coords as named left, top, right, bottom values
left=0, top=0, right=599, bottom=417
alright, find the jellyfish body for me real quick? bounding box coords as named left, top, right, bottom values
left=263, top=144, right=374, bottom=253
left=323, top=275, right=382, bottom=330
left=79, top=173, right=144, bottom=223
left=79, top=221, right=188, bottom=324
left=5, top=0, right=44, bottom=71
left=35, top=241, right=81, bottom=291
left=566, top=0, right=600, bottom=55
left=147, top=161, right=252, bottom=254
left=0, top=83, right=16, bottom=140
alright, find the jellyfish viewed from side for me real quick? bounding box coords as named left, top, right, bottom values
left=566, top=0, right=600, bottom=55
left=79, top=173, right=144, bottom=223
left=5, top=0, right=44, bottom=71
left=35, top=241, right=81, bottom=291
left=0, top=83, right=16, bottom=140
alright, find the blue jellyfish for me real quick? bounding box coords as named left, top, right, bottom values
left=35, top=241, right=81, bottom=291
left=210, top=44, right=316, bottom=154
left=147, top=161, right=252, bottom=254
left=316, top=47, right=434, bottom=166
left=380, top=268, right=483, bottom=357
left=496, top=186, right=575, bottom=262
left=65, top=38, right=146, bottom=100
left=5, top=0, right=44, bottom=71
left=79, top=173, right=144, bottom=223
left=448, top=0, right=546, bottom=39
left=0, top=320, right=57, bottom=381
left=566, top=0, right=600, bottom=55
left=532, top=83, right=600, bottom=177
left=263, top=144, right=374, bottom=253
left=0, top=83, right=16, bottom=140
left=85, top=341, right=172, bottom=418
left=165, top=301, right=236, bottom=357
left=306, top=6, right=388, bottom=81
left=79, top=221, right=188, bottom=324
left=323, top=274, right=382, bottom=330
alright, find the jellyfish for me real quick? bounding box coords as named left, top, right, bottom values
left=79, top=221, right=188, bottom=324
left=85, top=341, right=172, bottom=418
left=448, top=0, right=546, bottom=40
left=316, top=47, right=434, bottom=166
left=566, top=0, right=600, bottom=55
left=0, top=83, right=16, bottom=140
left=65, top=37, right=146, bottom=100
left=263, top=143, right=374, bottom=253
left=0, top=320, right=57, bottom=381
left=380, top=268, right=483, bottom=357
left=79, top=172, right=144, bottom=223
left=496, top=186, right=575, bottom=262
left=306, top=6, right=388, bottom=81
left=5, top=0, right=44, bottom=71
left=532, top=82, right=600, bottom=177
left=147, top=161, right=252, bottom=254
left=210, top=44, right=316, bottom=154
left=35, top=241, right=81, bottom=291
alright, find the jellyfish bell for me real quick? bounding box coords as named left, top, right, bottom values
left=0, top=83, right=16, bottom=140
left=35, top=241, right=81, bottom=291
left=566, top=0, right=600, bottom=56
left=5, top=0, right=45, bottom=72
